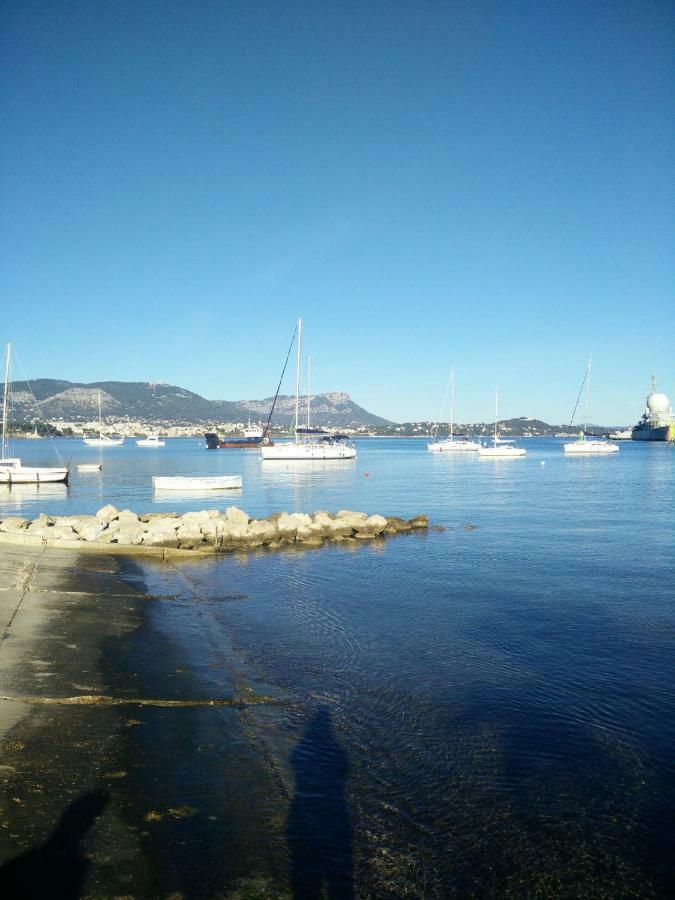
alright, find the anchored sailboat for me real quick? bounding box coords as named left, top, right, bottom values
left=261, top=319, right=357, bottom=461
left=563, top=360, right=618, bottom=455
left=83, top=392, right=124, bottom=446
left=0, top=343, right=69, bottom=484
left=478, top=387, right=527, bottom=457
left=137, top=433, right=165, bottom=447
left=428, top=367, right=480, bottom=452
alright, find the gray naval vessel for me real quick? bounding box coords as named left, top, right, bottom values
left=631, top=375, right=674, bottom=442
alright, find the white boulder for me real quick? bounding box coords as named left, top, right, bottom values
left=0, top=518, right=29, bottom=532
left=225, top=506, right=249, bottom=527
left=363, top=514, right=388, bottom=534
left=145, top=517, right=181, bottom=532
left=114, top=523, right=145, bottom=546
left=78, top=523, right=106, bottom=542
left=50, top=525, right=79, bottom=541
left=176, top=522, right=202, bottom=540
left=117, top=509, right=139, bottom=523
left=95, top=505, right=119, bottom=523
left=247, top=519, right=277, bottom=541
left=182, top=510, right=211, bottom=525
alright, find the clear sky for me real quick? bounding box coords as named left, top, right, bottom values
left=1, top=0, right=673, bottom=424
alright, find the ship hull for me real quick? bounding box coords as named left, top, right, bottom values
left=204, top=432, right=267, bottom=449
left=631, top=424, right=675, bottom=442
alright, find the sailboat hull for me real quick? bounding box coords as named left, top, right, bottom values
left=478, top=447, right=526, bottom=457
left=563, top=440, right=618, bottom=454
left=83, top=438, right=124, bottom=446
left=0, top=465, right=69, bottom=484
left=428, top=440, right=480, bottom=452
left=261, top=442, right=356, bottom=460
left=205, top=432, right=265, bottom=449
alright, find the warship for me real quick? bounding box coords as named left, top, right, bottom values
left=631, top=375, right=675, bottom=441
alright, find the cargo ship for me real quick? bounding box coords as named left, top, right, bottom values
left=205, top=423, right=272, bottom=450
left=631, top=375, right=675, bottom=442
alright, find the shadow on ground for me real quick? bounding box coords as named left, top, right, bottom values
left=0, top=790, right=109, bottom=899
left=287, top=706, right=353, bottom=899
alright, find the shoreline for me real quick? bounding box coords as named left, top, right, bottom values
left=0, top=544, right=292, bottom=896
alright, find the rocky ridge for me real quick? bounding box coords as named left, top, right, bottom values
left=8, top=379, right=392, bottom=427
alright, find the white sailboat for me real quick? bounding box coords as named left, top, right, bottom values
left=83, top=392, right=124, bottom=446
left=261, top=319, right=357, bottom=461
left=563, top=359, right=618, bottom=455
left=137, top=433, right=165, bottom=447
left=478, top=387, right=527, bottom=458
left=428, top=367, right=480, bottom=452
left=0, top=343, right=69, bottom=484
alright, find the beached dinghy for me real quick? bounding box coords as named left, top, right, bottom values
left=152, top=475, right=242, bottom=491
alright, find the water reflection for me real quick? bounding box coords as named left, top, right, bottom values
left=287, top=707, right=353, bottom=899
left=0, top=482, right=69, bottom=510
left=152, top=488, right=243, bottom=504
left=260, top=459, right=357, bottom=479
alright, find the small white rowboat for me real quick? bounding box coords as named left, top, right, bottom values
left=152, top=475, right=242, bottom=491
left=77, top=463, right=103, bottom=471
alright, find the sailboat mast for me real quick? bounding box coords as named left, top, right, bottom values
left=307, top=356, right=311, bottom=430
left=450, top=366, right=454, bottom=442
left=2, top=343, right=11, bottom=458
left=584, top=358, right=591, bottom=434
left=98, top=391, right=102, bottom=438
left=494, top=386, right=499, bottom=441
left=294, top=318, right=302, bottom=443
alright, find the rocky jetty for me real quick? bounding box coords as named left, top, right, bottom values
left=0, top=506, right=429, bottom=557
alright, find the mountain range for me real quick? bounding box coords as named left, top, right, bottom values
left=8, top=379, right=393, bottom=427
left=7, top=379, right=617, bottom=435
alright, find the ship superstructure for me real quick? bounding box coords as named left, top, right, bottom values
left=632, top=375, right=675, bottom=442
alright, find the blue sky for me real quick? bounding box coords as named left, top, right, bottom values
left=1, top=0, right=672, bottom=424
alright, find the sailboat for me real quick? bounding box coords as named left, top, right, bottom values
left=478, top=387, right=527, bottom=457
left=137, top=433, right=166, bottom=447
left=83, top=392, right=124, bottom=446
left=428, top=368, right=480, bottom=452
left=261, top=319, right=357, bottom=460
left=0, top=343, right=69, bottom=484
left=563, top=360, right=618, bottom=455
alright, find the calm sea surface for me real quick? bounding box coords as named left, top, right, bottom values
left=3, top=437, right=674, bottom=895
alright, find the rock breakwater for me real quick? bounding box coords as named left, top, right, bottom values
left=0, top=506, right=429, bottom=557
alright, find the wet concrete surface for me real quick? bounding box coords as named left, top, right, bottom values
left=0, top=546, right=291, bottom=899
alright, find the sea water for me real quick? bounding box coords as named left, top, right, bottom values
left=2, top=437, right=674, bottom=894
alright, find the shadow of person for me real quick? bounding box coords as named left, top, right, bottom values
left=287, top=707, right=353, bottom=899
left=0, top=790, right=109, bottom=900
